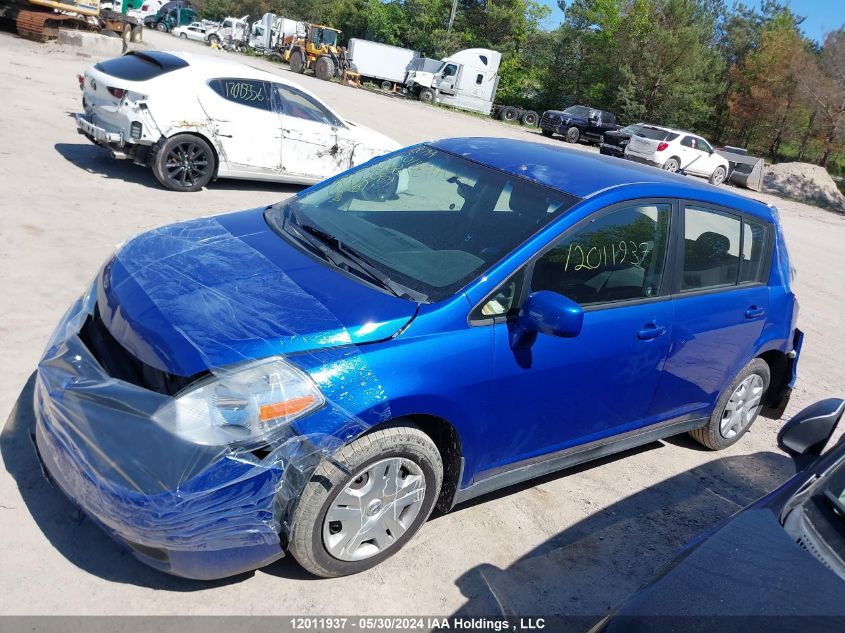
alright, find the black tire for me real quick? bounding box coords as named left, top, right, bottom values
left=180, top=33, right=187, bottom=39
left=289, top=51, right=305, bottom=74
left=155, top=22, right=167, bottom=32
left=709, top=166, right=727, bottom=185
left=520, top=110, right=539, bottom=126
left=419, top=87, right=435, bottom=104
left=266, top=52, right=284, bottom=64
left=152, top=134, right=216, bottom=192
left=208, top=34, right=220, bottom=46
left=315, top=56, right=335, bottom=81
left=121, top=26, right=132, bottom=45
left=380, top=80, right=393, bottom=91
left=130, top=25, right=143, bottom=43
left=565, top=126, right=580, bottom=143
left=689, top=358, right=771, bottom=450
left=499, top=106, right=519, bottom=122
left=288, top=423, right=443, bottom=578
left=541, top=128, right=554, bottom=137
left=663, top=157, right=681, bottom=172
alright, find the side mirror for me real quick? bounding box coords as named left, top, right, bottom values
left=509, top=291, right=584, bottom=350
left=778, top=398, right=845, bottom=460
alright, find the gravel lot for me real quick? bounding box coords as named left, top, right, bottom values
left=2, top=28, right=845, bottom=619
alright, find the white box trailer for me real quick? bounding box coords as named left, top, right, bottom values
left=348, top=38, right=420, bottom=89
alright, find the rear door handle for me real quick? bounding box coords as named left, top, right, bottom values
left=637, top=324, right=667, bottom=340
left=745, top=307, right=765, bottom=319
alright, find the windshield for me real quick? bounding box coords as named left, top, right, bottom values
left=562, top=106, right=592, bottom=118
left=621, top=124, right=643, bottom=135
left=265, top=145, right=578, bottom=302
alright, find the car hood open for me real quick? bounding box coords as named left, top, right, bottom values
left=96, top=208, right=418, bottom=377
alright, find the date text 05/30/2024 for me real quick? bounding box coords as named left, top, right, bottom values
left=289, top=617, right=547, bottom=631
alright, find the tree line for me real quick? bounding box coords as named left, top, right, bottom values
left=196, top=0, right=845, bottom=173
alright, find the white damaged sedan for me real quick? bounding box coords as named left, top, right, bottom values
left=75, top=50, right=401, bottom=192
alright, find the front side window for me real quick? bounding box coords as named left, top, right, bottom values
left=530, top=203, right=672, bottom=306
left=265, top=146, right=578, bottom=302
left=442, top=64, right=458, bottom=78
left=681, top=206, right=741, bottom=290
left=274, top=84, right=342, bottom=127
left=210, top=78, right=271, bottom=111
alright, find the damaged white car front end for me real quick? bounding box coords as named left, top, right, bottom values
left=75, top=50, right=401, bottom=192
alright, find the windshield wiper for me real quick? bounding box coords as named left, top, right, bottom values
left=281, top=205, right=427, bottom=302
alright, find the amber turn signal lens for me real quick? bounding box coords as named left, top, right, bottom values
left=259, top=395, right=317, bottom=421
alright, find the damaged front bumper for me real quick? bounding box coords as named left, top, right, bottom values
left=31, top=291, right=325, bottom=580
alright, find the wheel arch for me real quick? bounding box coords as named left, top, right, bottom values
left=159, top=129, right=221, bottom=178
left=362, top=413, right=463, bottom=513
left=757, top=348, right=789, bottom=409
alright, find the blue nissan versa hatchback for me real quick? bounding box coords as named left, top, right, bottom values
left=34, top=138, right=802, bottom=579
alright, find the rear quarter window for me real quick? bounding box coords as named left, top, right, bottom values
left=94, top=51, right=188, bottom=81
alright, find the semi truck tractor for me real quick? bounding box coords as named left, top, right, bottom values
left=404, top=48, right=538, bottom=126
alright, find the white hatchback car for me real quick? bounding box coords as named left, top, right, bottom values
left=75, top=51, right=400, bottom=191
left=624, top=125, right=730, bottom=185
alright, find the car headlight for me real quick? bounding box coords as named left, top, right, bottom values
left=153, top=357, right=325, bottom=447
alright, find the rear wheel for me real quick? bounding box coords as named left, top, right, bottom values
left=710, top=166, right=727, bottom=185
left=289, top=51, right=305, bottom=74
left=689, top=358, right=770, bottom=450
left=152, top=134, right=215, bottom=193
left=565, top=126, right=581, bottom=143
left=266, top=52, right=284, bottom=64
left=208, top=34, right=220, bottom=46
left=520, top=110, right=539, bottom=126
left=121, top=26, right=132, bottom=45
left=498, top=106, right=519, bottom=122
left=663, top=157, right=680, bottom=172
left=130, top=25, right=143, bottom=43
left=315, top=56, right=335, bottom=81
left=419, top=87, right=435, bottom=104
left=288, top=423, right=443, bottom=578
left=380, top=80, right=392, bottom=91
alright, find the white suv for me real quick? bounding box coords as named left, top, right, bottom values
left=624, top=125, right=730, bottom=185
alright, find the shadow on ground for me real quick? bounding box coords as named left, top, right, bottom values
left=1, top=373, right=250, bottom=590
left=451, top=449, right=795, bottom=627
left=54, top=142, right=303, bottom=196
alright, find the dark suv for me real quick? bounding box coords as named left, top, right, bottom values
left=540, top=105, right=619, bottom=144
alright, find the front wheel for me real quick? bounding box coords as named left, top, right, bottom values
left=288, top=423, right=443, bottom=577
left=689, top=358, right=770, bottom=450
left=289, top=51, right=305, bottom=74
left=155, top=22, right=166, bottom=32
left=152, top=134, right=216, bottom=192
left=180, top=33, right=187, bottom=39
left=419, top=87, right=435, bottom=104
left=565, top=126, right=580, bottom=143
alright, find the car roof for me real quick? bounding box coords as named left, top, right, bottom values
left=164, top=51, right=298, bottom=85
left=430, top=137, right=772, bottom=217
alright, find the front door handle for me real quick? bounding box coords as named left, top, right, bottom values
left=745, top=307, right=765, bottom=319
left=637, top=324, right=667, bottom=340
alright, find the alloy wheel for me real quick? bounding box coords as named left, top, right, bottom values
left=323, top=457, right=426, bottom=562
left=720, top=374, right=764, bottom=439
left=164, top=141, right=210, bottom=189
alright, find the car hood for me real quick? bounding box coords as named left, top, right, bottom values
left=600, top=508, right=845, bottom=628
left=344, top=120, right=401, bottom=155
left=545, top=110, right=580, bottom=120
left=96, top=208, right=418, bottom=376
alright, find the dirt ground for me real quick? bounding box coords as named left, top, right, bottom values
left=1, top=29, right=845, bottom=619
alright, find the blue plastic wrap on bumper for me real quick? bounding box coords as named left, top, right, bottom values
left=33, top=356, right=289, bottom=579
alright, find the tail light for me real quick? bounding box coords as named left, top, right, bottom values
left=107, top=86, right=126, bottom=99
left=77, top=74, right=84, bottom=91
left=656, top=141, right=669, bottom=152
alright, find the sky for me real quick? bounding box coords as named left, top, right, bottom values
left=540, top=0, right=845, bottom=44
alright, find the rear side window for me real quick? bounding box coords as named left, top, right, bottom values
left=210, top=79, right=271, bottom=111
left=94, top=51, right=188, bottom=81
left=530, top=203, right=672, bottom=306
left=739, top=217, right=770, bottom=283
left=682, top=206, right=741, bottom=290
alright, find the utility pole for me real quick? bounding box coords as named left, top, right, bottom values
left=448, top=0, right=457, bottom=32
